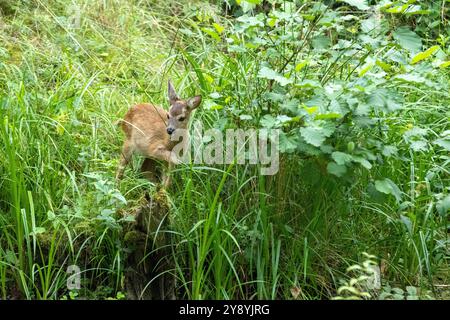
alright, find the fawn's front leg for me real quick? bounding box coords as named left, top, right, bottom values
left=116, top=141, right=133, bottom=181
left=150, top=145, right=180, bottom=188
left=162, top=162, right=174, bottom=188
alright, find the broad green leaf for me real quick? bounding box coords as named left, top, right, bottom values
left=394, top=74, right=426, bottom=83
left=386, top=4, right=408, bottom=14
left=315, top=113, right=342, bottom=120
left=267, top=17, right=277, bottom=27
left=258, top=66, right=293, bottom=86
left=434, top=138, right=450, bottom=151
left=382, top=145, right=398, bottom=157
left=358, top=62, right=374, bottom=77
left=376, top=60, right=392, bottom=72
left=279, top=133, right=298, bottom=153
left=375, top=179, right=392, bottom=194
left=312, top=35, right=331, bottom=49
left=295, top=60, right=308, bottom=72
left=410, top=45, right=440, bottom=64
left=237, top=0, right=262, bottom=4
left=361, top=16, right=378, bottom=33
left=375, top=179, right=402, bottom=202
left=300, top=127, right=326, bottom=147
left=239, top=114, right=252, bottom=121
left=327, top=162, right=347, bottom=177
left=47, top=210, right=56, bottom=221
left=201, top=28, right=221, bottom=41
left=260, top=115, right=276, bottom=128
left=439, top=61, right=450, bottom=68
left=300, top=123, right=335, bottom=147
left=304, top=106, right=318, bottom=114
left=339, top=0, right=369, bottom=10
left=410, top=140, right=428, bottom=152
left=332, top=151, right=353, bottom=165
left=436, top=195, right=450, bottom=215
left=30, top=227, right=46, bottom=236
left=393, top=27, right=422, bottom=53
left=212, top=23, right=225, bottom=34
left=352, top=156, right=372, bottom=169
left=276, top=115, right=292, bottom=123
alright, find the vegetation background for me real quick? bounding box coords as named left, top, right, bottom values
left=0, top=0, right=449, bottom=300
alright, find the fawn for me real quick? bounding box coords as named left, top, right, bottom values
left=116, top=80, right=202, bottom=187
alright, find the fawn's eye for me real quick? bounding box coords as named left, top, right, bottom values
left=179, top=116, right=185, bottom=122
left=167, top=114, right=170, bottom=119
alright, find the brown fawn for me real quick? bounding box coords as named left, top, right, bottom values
left=116, top=80, right=202, bottom=187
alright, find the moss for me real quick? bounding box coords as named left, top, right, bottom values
left=123, top=230, right=146, bottom=244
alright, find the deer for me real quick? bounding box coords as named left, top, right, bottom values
left=116, top=80, right=202, bottom=187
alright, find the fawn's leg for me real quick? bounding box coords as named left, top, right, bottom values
left=149, top=145, right=180, bottom=188
left=162, top=162, right=173, bottom=188
left=116, top=141, right=133, bottom=181
left=140, top=158, right=161, bottom=183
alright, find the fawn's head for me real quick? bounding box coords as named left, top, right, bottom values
left=166, top=80, right=202, bottom=135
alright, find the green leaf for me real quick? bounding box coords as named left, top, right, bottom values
left=358, top=62, right=374, bottom=77
left=30, top=227, right=46, bottom=236
left=382, top=145, right=398, bottom=157
left=304, top=106, right=318, bottom=114
left=394, top=74, right=427, bottom=84
left=339, top=0, right=370, bottom=10
left=439, top=61, right=450, bottom=68
left=434, top=138, right=450, bottom=151
left=300, top=127, right=325, bottom=147
left=279, top=132, right=298, bottom=153
left=260, top=115, right=276, bottom=128
left=411, top=46, right=440, bottom=64
left=375, top=179, right=402, bottom=202
left=312, top=35, right=331, bottom=49
left=201, top=27, right=221, bottom=41
left=327, top=162, right=348, bottom=177
left=238, top=0, right=262, bottom=4
left=295, top=60, right=308, bottom=72
left=47, top=210, right=56, bottom=221
left=300, top=123, right=335, bottom=147
left=212, top=23, right=225, bottom=34
left=239, top=114, right=253, bottom=121
left=180, top=49, right=209, bottom=92
left=393, top=27, right=422, bottom=53
left=386, top=4, right=408, bottom=14
left=410, top=140, right=428, bottom=152
left=361, top=16, right=378, bottom=33
left=352, top=156, right=372, bottom=169
left=436, top=195, right=450, bottom=215
left=400, top=214, right=413, bottom=234
left=258, top=66, right=293, bottom=86
left=315, top=113, right=342, bottom=120
left=332, top=151, right=353, bottom=165
left=376, top=60, right=392, bottom=72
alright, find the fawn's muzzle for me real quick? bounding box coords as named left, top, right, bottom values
left=167, top=127, right=175, bottom=135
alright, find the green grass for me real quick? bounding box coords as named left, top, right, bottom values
left=0, top=0, right=449, bottom=300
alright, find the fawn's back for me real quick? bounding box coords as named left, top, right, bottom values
left=121, top=103, right=170, bottom=157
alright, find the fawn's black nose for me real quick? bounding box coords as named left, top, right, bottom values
left=167, top=127, right=175, bottom=135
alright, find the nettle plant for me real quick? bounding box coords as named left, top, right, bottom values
left=184, top=0, right=449, bottom=194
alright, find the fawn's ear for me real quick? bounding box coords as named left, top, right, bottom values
left=168, top=80, right=179, bottom=103
left=187, top=95, right=202, bottom=110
